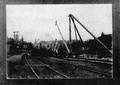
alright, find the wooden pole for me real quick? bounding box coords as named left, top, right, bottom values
left=55, top=21, right=70, bottom=54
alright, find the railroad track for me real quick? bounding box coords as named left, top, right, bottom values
left=50, top=57, right=112, bottom=78
left=24, top=56, right=69, bottom=79
left=24, top=55, right=112, bottom=78
left=63, top=58, right=112, bottom=65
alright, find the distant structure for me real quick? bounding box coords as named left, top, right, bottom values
left=20, top=36, right=24, bottom=42
left=34, top=39, right=40, bottom=48
left=13, top=31, right=19, bottom=41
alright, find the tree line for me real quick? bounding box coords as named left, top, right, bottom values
left=7, top=33, right=112, bottom=58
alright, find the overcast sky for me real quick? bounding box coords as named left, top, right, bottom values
left=7, top=4, right=112, bottom=42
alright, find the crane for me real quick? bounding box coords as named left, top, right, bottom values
left=68, top=14, right=112, bottom=55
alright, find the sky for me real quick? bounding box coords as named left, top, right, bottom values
left=6, top=4, right=112, bottom=42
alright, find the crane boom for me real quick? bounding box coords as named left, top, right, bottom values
left=55, top=21, right=70, bottom=54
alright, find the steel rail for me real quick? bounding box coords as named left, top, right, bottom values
left=25, top=57, right=69, bottom=79
left=34, top=59, right=70, bottom=78
left=64, top=58, right=112, bottom=65
left=67, top=59, right=111, bottom=77
left=45, top=64, right=70, bottom=78
left=25, top=56, right=40, bottom=79
left=50, top=57, right=111, bottom=77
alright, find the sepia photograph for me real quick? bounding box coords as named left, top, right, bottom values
left=6, top=4, right=113, bottom=79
